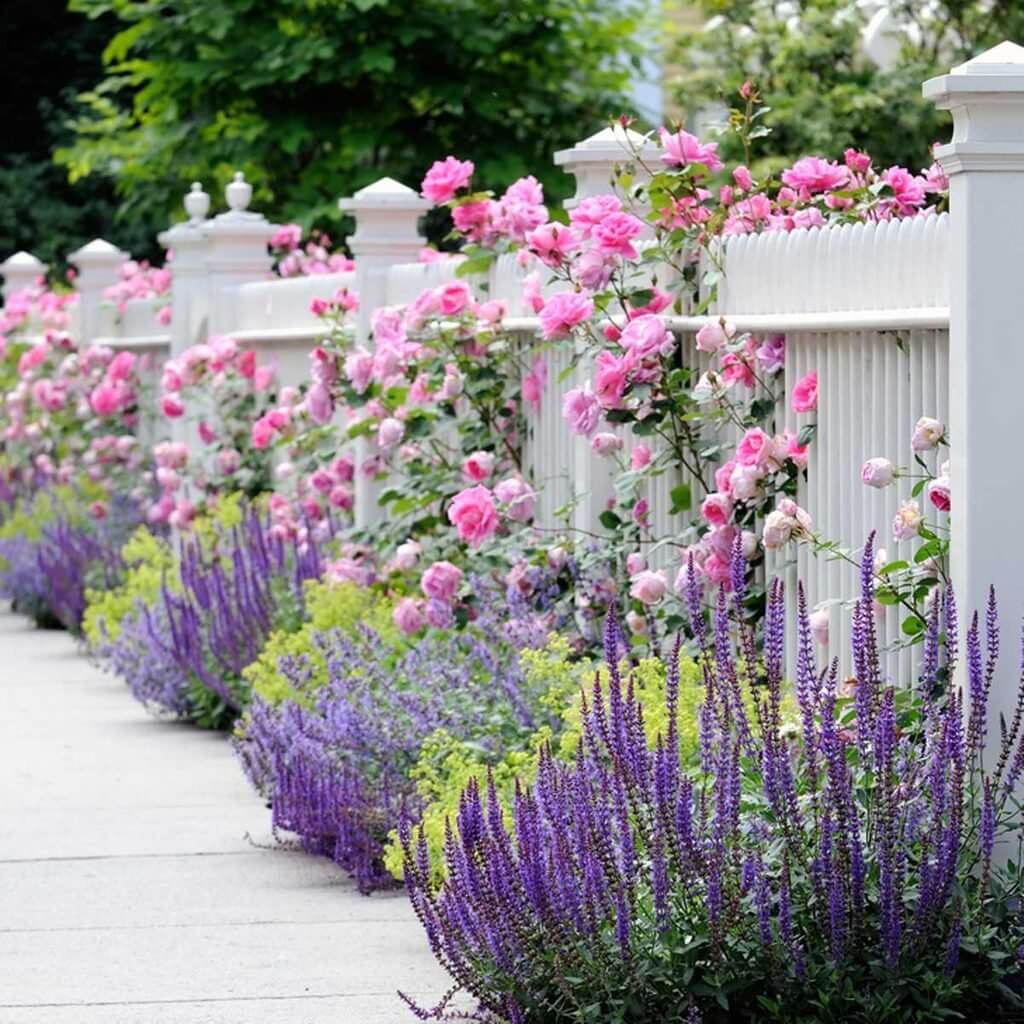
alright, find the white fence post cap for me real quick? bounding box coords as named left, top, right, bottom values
left=68, top=238, right=127, bottom=267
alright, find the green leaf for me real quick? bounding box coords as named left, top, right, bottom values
left=669, top=483, right=692, bottom=514
left=598, top=510, right=622, bottom=530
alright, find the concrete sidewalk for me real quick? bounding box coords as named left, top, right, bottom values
left=0, top=609, right=450, bottom=1023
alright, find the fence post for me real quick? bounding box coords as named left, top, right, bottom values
left=159, top=183, right=212, bottom=358
left=339, top=177, right=430, bottom=528
left=0, top=251, right=47, bottom=302
left=553, top=127, right=661, bottom=540
left=67, top=239, right=127, bottom=344
left=924, top=42, right=1024, bottom=754
left=205, top=172, right=275, bottom=336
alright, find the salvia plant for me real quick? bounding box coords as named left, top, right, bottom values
left=143, top=506, right=326, bottom=728
left=235, top=581, right=554, bottom=893
left=401, top=536, right=1024, bottom=1023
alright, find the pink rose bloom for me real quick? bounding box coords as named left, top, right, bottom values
left=714, top=457, right=737, bottom=495
left=305, top=382, right=334, bottom=425
left=169, top=499, right=196, bottom=530
left=451, top=200, right=492, bottom=241
left=345, top=349, right=375, bottom=393
left=494, top=476, right=536, bottom=522
left=630, top=569, right=668, bottom=606
left=892, top=499, right=924, bottom=541
left=522, top=271, right=545, bottom=315
left=569, top=194, right=623, bottom=236
left=251, top=416, right=275, bottom=449
left=620, top=314, right=672, bottom=360
left=393, top=597, right=426, bottom=636
left=89, top=382, right=122, bottom=417
left=462, top=450, right=495, bottom=482
left=447, top=485, right=499, bottom=546
left=107, top=351, right=136, bottom=382
left=571, top=249, right=616, bottom=291
left=594, top=349, right=632, bottom=408
left=253, top=365, right=275, bottom=391
left=781, top=157, right=849, bottom=193
left=591, top=432, right=623, bottom=456
left=631, top=443, right=652, bottom=470
left=526, top=222, right=580, bottom=267
left=592, top=212, right=646, bottom=259
left=161, top=363, right=183, bottom=392
left=861, top=457, right=896, bottom=488
left=658, top=128, right=723, bottom=173
left=18, top=343, right=49, bottom=375
left=736, top=427, right=773, bottom=468
left=157, top=305, right=172, bottom=326
left=844, top=148, right=872, bottom=173
left=702, top=552, right=731, bottom=587
left=809, top=609, right=830, bottom=647
left=721, top=347, right=756, bottom=389
left=439, top=281, right=473, bottom=316
left=791, top=370, right=818, bottom=413
left=626, top=610, right=648, bottom=635
left=421, top=560, right=463, bottom=602
left=421, top=156, right=474, bottom=204
left=784, top=432, right=810, bottom=469
left=562, top=384, right=601, bottom=437
left=911, top=416, right=944, bottom=452
left=927, top=476, right=951, bottom=512
left=266, top=407, right=291, bottom=431
left=198, top=421, right=217, bottom=445
left=701, top=492, right=733, bottom=528
left=755, top=334, right=786, bottom=373
left=626, top=552, right=646, bottom=576
left=882, top=166, right=927, bottom=214
left=155, top=466, right=181, bottom=492
left=393, top=539, right=422, bottom=571
left=539, top=291, right=594, bottom=339
left=160, top=392, right=185, bottom=418
left=733, top=165, right=754, bottom=191
left=695, top=320, right=735, bottom=354
left=377, top=417, right=405, bottom=449
left=328, top=485, right=353, bottom=510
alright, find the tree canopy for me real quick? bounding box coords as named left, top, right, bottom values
left=57, top=0, right=647, bottom=241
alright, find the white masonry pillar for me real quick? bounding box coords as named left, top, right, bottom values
left=339, top=177, right=430, bottom=527
left=68, top=239, right=127, bottom=344
left=159, top=182, right=212, bottom=359
left=924, top=41, right=1024, bottom=756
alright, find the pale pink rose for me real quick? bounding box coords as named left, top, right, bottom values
left=626, top=552, right=646, bottom=576
left=630, top=569, right=668, bottom=606
left=157, top=305, right=172, bottom=326
left=592, top=212, right=646, bottom=259
left=393, top=539, right=422, bottom=570
left=594, top=349, right=632, bottom=409
left=328, top=485, right=353, bottom=510
left=377, top=417, right=405, bottom=449
left=733, top=165, right=754, bottom=191
left=448, top=485, right=499, bottom=546
left=305, top=382, right=334, bottom=425
left=393, top=597, right=426, bottom=636
left=421, top=156, right=474, bottom=203
left=892, top=499, right=924, bottom=541
left=169, top=499, right=196, bottom=530
left=927, top=476, right=951, bottom=512
left=462, top=451, right=495, bottom=482
left=494, top=476, right=536, bottom=522
left=631, top=443, right=652, bottom=470
left=702, top=552, right=732, bottom=587
left=521, top=271, right=545, bottom=314
left=621, top=314, right=672, bottom=360
left=791, top=371, right=818, bottom=413
left=695, top=320, right=735, bottom=354
left=439, top=364, right=463, bottom=401
left=861, top=457, right=896, bottom=488
left=701, top=492, right=733, bottom=528
left=451, top=200, right=492, bottom=241
left=526, top=222, right=580, bottom=267
left=810, top=609, right=830, bottom=646
left=253, top=365, right=275, bottom=390
left=562, top=384, right=601, bottom=437
left=421, top=560, right=463, bottom=602
left=591, top=432, right=623, bottom=456
left=911, top=416, right=944, bottom=452
left=107, top=351, right=136, bottom=382
left=571, top=248, right=616, bottom=291
left=715, top=458, right=737, bottom=495
left=538, top=291, right=594, bottom=339
left=344, top=349, right=375, bottom=394
left=251, top=416, right=275, bottom=449
left=217, top=449, right=241, bottom=476
left=568, top=194, right=622, bottom=236
left=762, top=511, right=794, bottom=550
left=160, top=392, right=185, bottom=418
left=778, top=497, right=812, bottom=532
left=736, top=427, right=773, bottom=468
left=626, top=610, right=648, bottom=635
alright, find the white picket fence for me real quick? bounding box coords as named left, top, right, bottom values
left=3, top=42, right=1024, bottom=705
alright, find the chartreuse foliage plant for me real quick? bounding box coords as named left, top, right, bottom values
left=401, top=542, right=1024, bottom=1024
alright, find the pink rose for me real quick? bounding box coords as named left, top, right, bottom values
left=594, top=349, right=632, bottom=408
left=107, top=351, right=136, bottom=383
left=494, top=476, right=536, bottom=522
left=701, top=492, right=733, bottom=528
left=439, top=281, right=473, bottom=316
left=911, top=416, right=944, bottom=452
left=809, top=609, right=830, bottom=647
left=526, top=222, right=580, bottom=267
left=630, top=569, right=668, bottom=606
left=591, top=432, right=623, bottom=456
left=626, top=552, right=646, bottom=575
left=253, top=365, right=275, bottom=391
left=927, top=476, right=951, bottom=512
left=393, top=597, right=426, bottom=636
left=345, top=349, right=375, bottom=394
left=421, top=156, right=474, bottom=204
left=568, top=194, right=622, bottom=236
left=448, top=485, right=499, bottom=546
left=733, top=165, right=754, bottom=191
left=892, top=499, right=924, bottom=540
left=251, top=416, right=275, bottom=449
left=658, top=128, right=723, bottom=173
left=736, top=427, right=773, bottom=468
left=217, top=449, right=241, bottom=476
left=89, top=382, right=122, bottom=417
left=452, top=200, right=492, bottom=241
left=861, top=457, right=896, bottom=489
left=631, top=443, right=652, bottom=470
left=791, top=370, right=818, bottom=413
left=539, top=291, right=594, bottom=339
left=620, top=314, right=672, bottom=360
left=781, top=157, right=849, bottom=193
left=695, top=320, right=735, bottom=354
left=462, top=450, right=495, bottom=482
left=328, top=485, right=353, bottom=510
left=562, top=384, right=601, bottom=437
left=160, top=392, right=185, bottom=418
left=377, top=417, right=405, bottom=449
left=421, top=560, right=463, bottom=602
left=592, top=212, right=646, bottom=259
left=393, top=539, right=422, bottom=570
